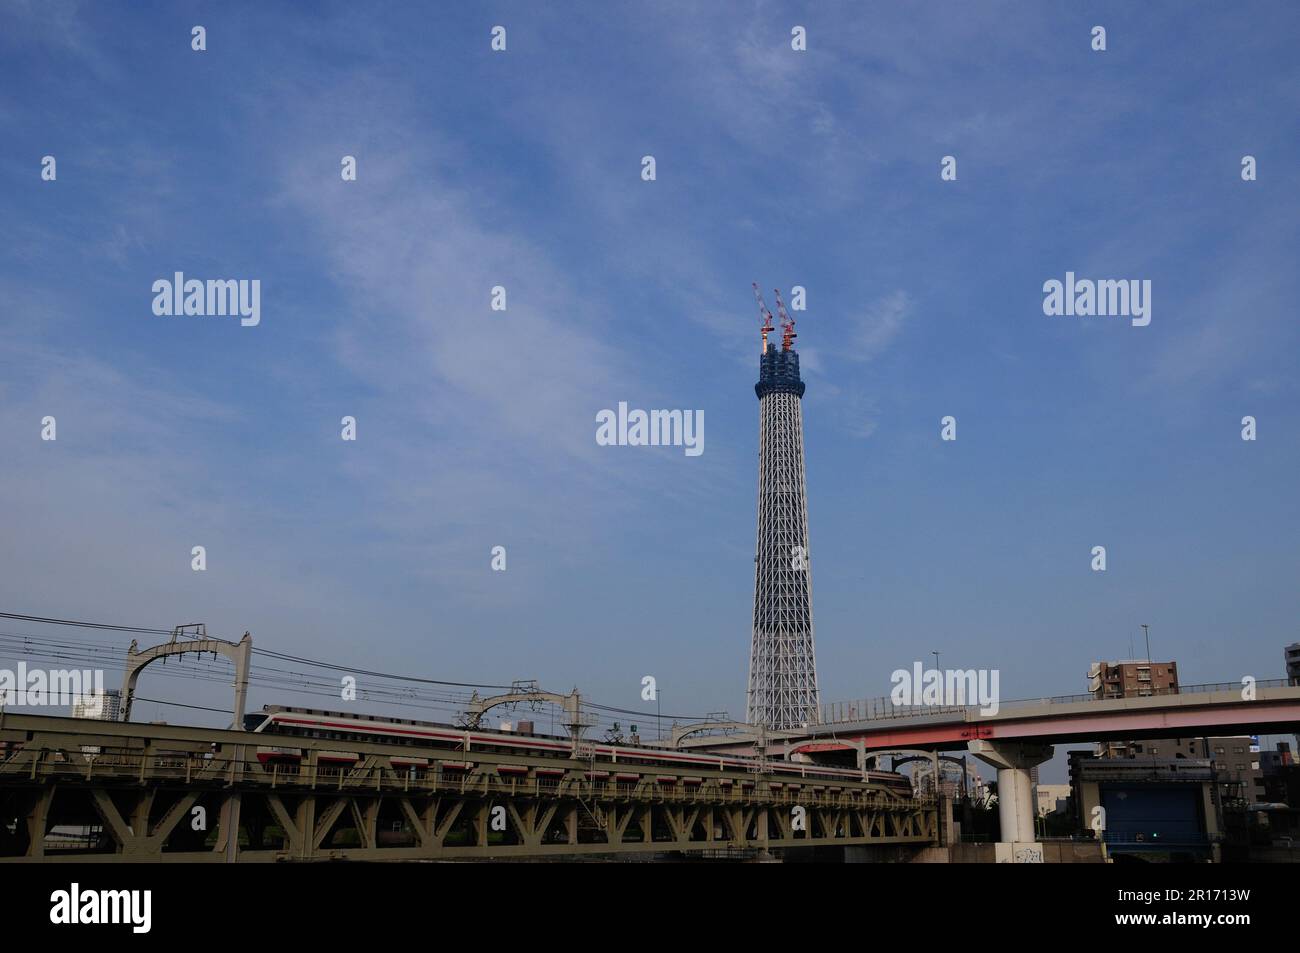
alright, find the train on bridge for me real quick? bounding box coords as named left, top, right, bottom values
left=245, top=705, right=915, bottom=794
left=1, top=706, right=936, bottom=860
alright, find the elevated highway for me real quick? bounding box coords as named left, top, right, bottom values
left=676, top=681, right=1300, bottom=757
left=678, top=681, right=1300, bottom=848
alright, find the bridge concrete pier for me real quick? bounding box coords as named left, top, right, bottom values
left=968, top=740, right=1053, bottom=844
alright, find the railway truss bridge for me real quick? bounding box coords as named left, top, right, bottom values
left=0, top=713, right=936, bottom=861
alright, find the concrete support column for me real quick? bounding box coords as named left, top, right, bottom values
left=938, top=795, right=956, bottom=847
left=218, top=792, right=241, bottom=862
left=968, top=740, right=1053, bottom=845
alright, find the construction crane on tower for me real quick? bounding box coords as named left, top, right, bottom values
left=773, top=288, right=797, bottom=351
left=752, top=282, right=775, bottom=354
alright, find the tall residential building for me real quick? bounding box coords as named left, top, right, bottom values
left=746, top=287, right=819, bottom=729
left=72, top=688, right=122, bottom=758
left=1087, top=659, right=1179, bottom=699
left=71, top=688, right=121, bottom=722
left=1285, top=642, right=1300, bottom=686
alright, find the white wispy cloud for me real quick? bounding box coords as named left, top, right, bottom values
left=850, top=290, right=912, bottom=361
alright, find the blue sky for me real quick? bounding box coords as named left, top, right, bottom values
left=2, top=2, right=1298, bottom=779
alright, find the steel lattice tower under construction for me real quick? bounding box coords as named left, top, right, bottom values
left=746, top=286, right=820, bottom=730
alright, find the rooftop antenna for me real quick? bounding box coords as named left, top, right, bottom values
left=752, top=282, right=775, bottom=354
left=774, top=288, right=797, bottom=350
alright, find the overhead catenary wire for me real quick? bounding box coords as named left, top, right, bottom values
left=0, top=610, right=514, bottom=689
left=0, top=610, right=718, bottom=726
left=0, top=630, right=706, bottom=731
left=0, top=611, right=172, bottom=636
left=132, top=696, right=237, bottom=715
left=0, top=633, right=481, bottom=717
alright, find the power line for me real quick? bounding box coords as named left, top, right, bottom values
left=0, top=629, right=699, bottom=730
left=133, top=696, right=235, bottom=715
left=0, top=611, right=171, bottom=636
left=0, top=610, right=719, bottom=726
left=0, top=609, right=516, bottom=690
left=251, top=646, right=514, bottom=690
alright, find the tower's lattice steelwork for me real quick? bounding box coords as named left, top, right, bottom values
left=746, top=287, right=820, bottom=729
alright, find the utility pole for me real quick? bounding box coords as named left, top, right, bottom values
left=1141, top=624, right=1151, bottom=662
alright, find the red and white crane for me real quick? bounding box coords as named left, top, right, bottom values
left=773, top=288, right=797, bottom=350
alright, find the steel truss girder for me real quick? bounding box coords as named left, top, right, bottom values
left=0, top=715, right=936, bottom=861
left=1, top=784, right=935, bottom=861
